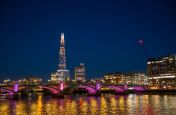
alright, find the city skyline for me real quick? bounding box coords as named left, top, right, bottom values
left=0, top=0, right=176, bottom=80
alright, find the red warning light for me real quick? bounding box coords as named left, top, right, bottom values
left=138, top=40, right=143, bottom=44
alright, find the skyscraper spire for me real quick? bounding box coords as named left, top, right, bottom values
left=60, top=33, right=65, bottom=46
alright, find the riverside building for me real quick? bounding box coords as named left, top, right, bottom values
left=103, top=72, right=147, bottom=85
left=147, top=54, right=176, bottom=89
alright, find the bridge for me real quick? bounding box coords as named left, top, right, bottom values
left=0, top=82, right=146, bottom=99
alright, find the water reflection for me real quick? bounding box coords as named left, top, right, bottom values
left=0, top=94, right=176, bottom=115
left=88, top=97, right=98, bottom=114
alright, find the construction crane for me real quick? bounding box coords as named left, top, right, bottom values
left=138, top=39, right=154, bottom=86
left=138, top=39, right=149, bottom=60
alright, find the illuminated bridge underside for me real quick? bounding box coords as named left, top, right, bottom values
left=39, top=86, right=61, bottom=94
left=0, top=87, right=13, bottom=94
left=78, top=85, right=97, bottom=94
left=128, top=86, right=145, bottom=91
left=99, top=85, right=145, bottom=92
left=107, top=86, right=125, bottom=92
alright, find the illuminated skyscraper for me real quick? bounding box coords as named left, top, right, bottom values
left=51, top=33, right=69, bottom=83
left=57, top=33, right=69, bottom=82
left=75, top=63, right=86, bottom=83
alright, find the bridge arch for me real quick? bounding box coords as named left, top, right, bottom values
left=77, top=85, right=97, bottom=94
left=107, top=86, right=125, bottom=93
left=128, top=86, right=145, bottom=91
left=0, top=87, right=14, bottom=94
left=39, top=86, right=61, bottom=94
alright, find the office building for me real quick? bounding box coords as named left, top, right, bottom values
left=75, top=63, right=86, bottom=83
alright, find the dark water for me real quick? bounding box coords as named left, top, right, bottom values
left=0, top=94, right=176, bottom=115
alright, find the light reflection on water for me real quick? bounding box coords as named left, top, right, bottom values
left=0, top=94, right=176, bottom=115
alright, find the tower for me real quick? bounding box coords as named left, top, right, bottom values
left=57, top=33, right=70, bottom=82
left=51, top=33, right=69, bottom=83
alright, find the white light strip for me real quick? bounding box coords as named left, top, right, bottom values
left=148, top=75, right=175, bottom=79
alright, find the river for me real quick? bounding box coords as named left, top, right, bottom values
left=0, top=94, right=176, bottom=115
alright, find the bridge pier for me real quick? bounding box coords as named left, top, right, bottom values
left=52, top=82, right=64, bottom=98
left=95, top=82, right=101, bottom=96
left=9, top=92, right=19, bottom=100
left=51, top=81, right=64, bottom=98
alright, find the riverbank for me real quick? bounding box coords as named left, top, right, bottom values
left=143, top=90, right=176, bottom=95
left=99, top=89, right=176, bottom=95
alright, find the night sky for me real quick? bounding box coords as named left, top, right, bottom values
left=0, top=0, right=176, bottom=80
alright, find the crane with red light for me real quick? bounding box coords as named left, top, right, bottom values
left=138, top=39, right=154, bottom=86
left=138, top=39, right=149, bottom=60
